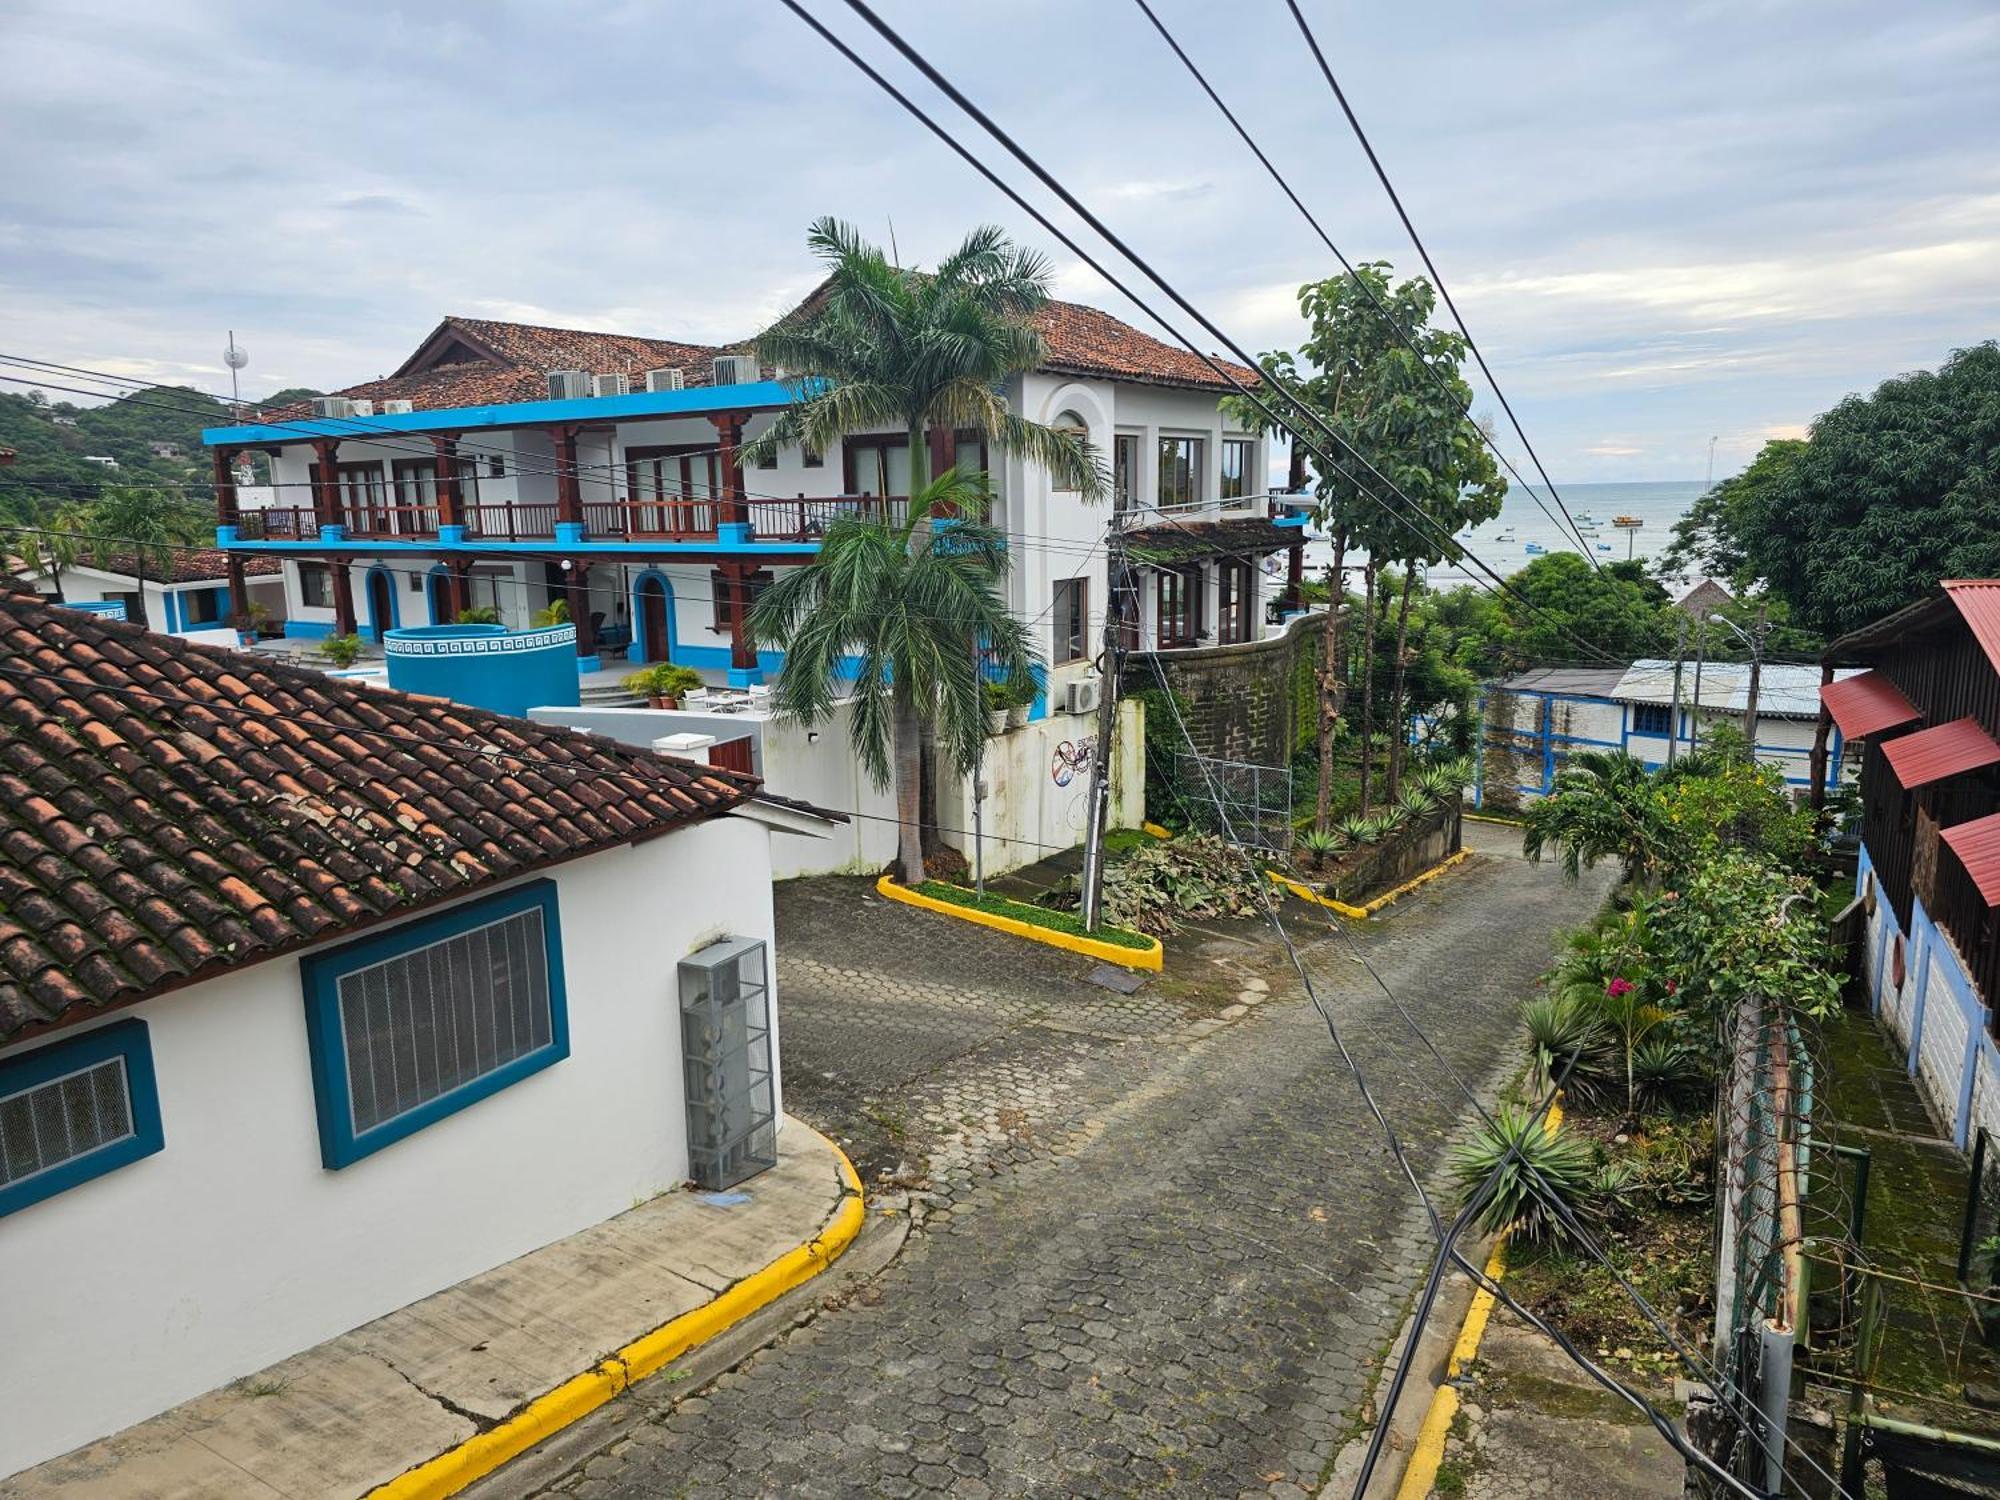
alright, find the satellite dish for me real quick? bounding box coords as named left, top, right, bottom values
left=224, top=337, right=249, bottom=370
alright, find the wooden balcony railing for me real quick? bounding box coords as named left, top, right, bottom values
left=229, top=495, right=910, bottom=546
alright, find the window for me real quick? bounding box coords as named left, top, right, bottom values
left=1217, top=560, right=1252, bottom=644
left=844, top=435, right=912, bottom=498
left=488, top=455, right=506, bottom=479
left=297, top=562, right=335, bottom=610
left=109, top=591, right=144, bottom=621
left=1157, top=436, right=1202, bottom=509
left=1052, top=413, right=1088, bottom=492
left=184, top=588, right=222, bottom=626
left=1632, top=702, right=1673, bottom=737
left=301, top=881, right=568, bottom=1168
left=710, top=569, right=774, bottom=632
left=802, top=445, right=823, bottom=469
left=1220, top=439, right=1252, bottom=502
left=1156, top=566, right=1201, bottom=648
left=1054, top=578, right=1088, bottom=665
left=0, top=1018, right=163, bottom=1219
left=1113, top=435, right=1139, bottom=514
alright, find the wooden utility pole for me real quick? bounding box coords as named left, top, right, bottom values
left=1080, top=527, right=1129, bottom=932
left=1667, top=613, right=1687, bottom=764
left=1742, top=605, right=1769, bottom=747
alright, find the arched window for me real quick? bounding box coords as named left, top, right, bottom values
left=1053, top=411, right=1089, bottom=493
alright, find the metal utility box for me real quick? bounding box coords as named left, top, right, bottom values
left=678, top=935, right=777, bottom=1190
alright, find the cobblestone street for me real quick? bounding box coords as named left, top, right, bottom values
left=510, top=825, right=1614, bottom=1498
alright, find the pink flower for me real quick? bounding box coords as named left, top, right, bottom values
left=1606, top=977, right=1635, bottom=999
left=1665, top=979, right=1678, bottom=996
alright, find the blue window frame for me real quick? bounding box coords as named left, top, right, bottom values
left=1631, top=702, right=1673, bottom=737
left=0, top=1018, right=164, bottom=1219
left=301, top=880, right=568, bottom=1169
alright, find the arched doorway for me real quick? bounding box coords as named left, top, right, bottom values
left=426, top=569, right=452, bottom=625
left=364, top=567, right=396, bottom=641
left=636, top=575, right=671, bottom=662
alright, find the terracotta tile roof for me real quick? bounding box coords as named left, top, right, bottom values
left=0, top=593, right=764, bottom=1044
left=1123, top=516, right=1301, bottom=564
left=253, top=315, right=727, bottom=425
left=49, top=548, right=283, bottom=586
left=1031, top=298, right=1258, bottom=392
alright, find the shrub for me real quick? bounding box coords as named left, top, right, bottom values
left=1411, top=763, right=1462, bottom=801
left=530, top=598, right=571, bottom=627
left=1396, top=786, right=1436, bottom=818
left=1520, top=993, right=1616, bottom=1108
left=317, top=633, right=364, bottom=668
left=624, top=662, right=704, bottom=703
left=1296, top=828, right=1341, bottom=870
left=1630, top=1037, right=1706, bottom=1112
left=1450, top=1104, right=1601, bottom=1245
left=1336, top=814, right=1376, bottom=847
left=455, top=606, right=501, bottom=625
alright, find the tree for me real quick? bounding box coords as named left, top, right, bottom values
left=749, top=469, right=1038, bottom=884
left=1223, top=263, right=1502, bottom=821
left=744, top=217, right=1105, bottom=867
left=1663, top=343, right=2000, bottom=638
left=1659, top=438, right=1804, bottom=586
left=1497, top=554, right=1669, bottom=667
left=76, top=486, right=207, bottom=628
left=744, top=217, right=1105, bottom=504
left=19, top=502, right=94, bottom=602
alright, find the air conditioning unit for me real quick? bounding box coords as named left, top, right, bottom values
left=1065, top=677, right=1102, bottom=715
left=645, top=366, right=686, bottom=393
left=547, top=369, right=590, bottom=401
left=593, top=372, right=630, bottom=398
left=381, top=399, right=415, bottom=415
left=711, top=354, right=759, bottom=387
left=311, top=396, right=354, bottom=420
left=348, top=399, right=375, bottom=417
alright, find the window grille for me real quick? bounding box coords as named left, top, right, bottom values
left=1633, top=702, right=1673, bottom=737
left=679, top=936, right=778, bottom=1190
left=334, top=907, right=552, bottom=1134
left=0, top=1057, right=133, bottom=1189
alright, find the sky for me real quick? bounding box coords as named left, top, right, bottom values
left=1, top=0, right=1995, bottom=484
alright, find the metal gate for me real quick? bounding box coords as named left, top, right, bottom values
left=1174, top=750, right=1293, bottom=853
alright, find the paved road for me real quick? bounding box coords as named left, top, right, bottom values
left=522, top=823, right=1612, bottom=1499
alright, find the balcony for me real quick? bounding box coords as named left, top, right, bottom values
left=231, top=494, right=910, bottom=546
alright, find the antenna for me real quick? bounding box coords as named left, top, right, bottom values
left=223, top=331, right=249, bottom=416
left=1704, top=434, right=1718, bottom=491
left=886, top=215, right=900, bottom=268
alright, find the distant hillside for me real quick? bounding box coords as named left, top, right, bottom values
left=0, top=385, right=228, bottom=522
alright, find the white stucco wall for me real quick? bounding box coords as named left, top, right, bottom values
left=940, top=699, right=1145, bottom=877
left=0, top=816, right=781, bottom=1476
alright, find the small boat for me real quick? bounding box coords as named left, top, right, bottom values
left=1524, top=541, right=1547, bottom=556
left=1495, top=530, right=1517, bottom=543
left=1613, top=514, right=1643, bottom=528
left=1596, top=543, right=1613, bottom=553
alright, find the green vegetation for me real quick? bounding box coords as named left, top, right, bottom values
left=623, top=662, right=704, bottom=704
left=910, top=880, right=1155, bottom=951
left=14, top=484, right=209, bottom=626
left=1662, top=341, right=2000, bottom=638
left=1044, top=833, right=1265, bottom=937
left=318, top=634, right=364, bottom=668
left=454, top=606, right=501, bottom=625
left=1451, top=1103, right=1603, bottom=1245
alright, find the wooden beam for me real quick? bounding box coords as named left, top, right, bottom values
left=431, top=435, right=464, bottom=528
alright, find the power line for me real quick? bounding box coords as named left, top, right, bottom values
left=1279, top=0, right=1599, bottom=577
left=775, top=0, right=1628, bottom=672
left=1126, top=0, right=1601, bottom=570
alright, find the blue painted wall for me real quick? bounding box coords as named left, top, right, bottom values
left=384, top=624, right=580, bottom=716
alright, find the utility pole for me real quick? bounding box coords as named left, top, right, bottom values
left=1743, top=604, right=1768, bottom=747
left=1690, top=620, right=1707, bottom=754
left=1080, top=526, right=1129, bottom=932
left=1667, top=612, right=1687, bottom=765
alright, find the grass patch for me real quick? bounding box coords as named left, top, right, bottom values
left=1103, top=826, right=1156, bottom=858
left=910, top=880, right=1156, bottom=951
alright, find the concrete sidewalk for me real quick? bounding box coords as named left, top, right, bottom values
left=3, top=1118, right=859, bottom=1500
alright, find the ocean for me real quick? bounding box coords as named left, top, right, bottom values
left=1293, top=479, right=1711, bottom=587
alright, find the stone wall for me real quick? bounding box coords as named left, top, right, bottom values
left=1123, top=611, right=1325, bottom=769
left=1329, top=797, right=1463, bottom=904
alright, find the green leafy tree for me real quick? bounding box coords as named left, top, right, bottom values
left=75, top=486, right=207, bottom=628
left=1224, top=263, right=1503, bottom=824
left=1667, top=344, right=2000, bottom=638
left=1497, top=554, right=1669, bottom=667
left=18, top=502, right=95, bottom=602
left=1659, top=438, right=1804, bottom=586
left=743, top=217, right=1105, bottom=504
left=749, top=469, right=1038, bottom=884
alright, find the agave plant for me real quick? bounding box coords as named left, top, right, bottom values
left=1631, top=1037, right=1705, bottom=1112
left=1520, top=993, right=1616, bottom=1108
left=1449, top=1103, right=1602, bottom=1244
left=1296, top=828, right=1341, bottom=871
left=1372, top=806, right=1409, bottom=837
left=1336, top=815, right=1377, bottom=847
left=1412, top=763, right=1463, bottom=801
left=1396, top=786, right=1436, bottom=819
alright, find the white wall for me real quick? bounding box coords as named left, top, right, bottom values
left=0, top=816, right=780, bottom=1476
left=940, top=698, right=1145, bottom=877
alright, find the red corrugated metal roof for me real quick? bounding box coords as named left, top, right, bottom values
left=1944, top=580, right=2000, bottom=676
left=1820, top=670, right=1923, bottom=740
left=1881, top=716, right=2000, bottom=789
left=1942, top=813, right=2000, bottom=908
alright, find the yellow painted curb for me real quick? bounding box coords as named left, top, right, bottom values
left=1462, top=811, right=1525, bottom=828
left=364, top=1143, right=867, bottom=1500
left=1140, top=821, right=1173, bottom=841
left=876, top=875, right=1163, bottom=972
left=1393, top=1102, right=1564, bottom=1500
left=1267, top=848, right=1472, bottom=920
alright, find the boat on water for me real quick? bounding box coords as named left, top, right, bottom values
left=1596, top=543, right=1613, bottom=553
left=1524, top=541, right=1547, bottom=555
left=1613, top=514, right=1644, bottom=528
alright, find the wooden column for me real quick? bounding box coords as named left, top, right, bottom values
left=331, top=559, right=356, bottom=637
left=721, top=562, right=757, bottom=674
left=565, top=562, right=597, bottom=659
left=310, top=438, right=341, bottom=526
left=711, top=414, right=748, bottom=527
left=211, top=446, right=239, bottom=524
left=432, top=435, right=463, bottom=528
left=449, top=561, right=473, bottom=622
left=928, top=425, right=953, bottom=484
left=551, top=425, right=582, bottom=526
left=1808, top=662, right=1836, bottom=812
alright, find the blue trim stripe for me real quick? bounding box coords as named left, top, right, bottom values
left=0, top=1018, right=164, bottom=1219
left=299, top=880, right=569, bottom=1170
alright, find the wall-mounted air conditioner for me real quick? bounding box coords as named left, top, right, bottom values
left=381, top=399, right=415, bottom=415
left=347, top=399, right=375, bottom=418
left=311, top=396, right=354, bottom=420
left=547, top=369, right=590, bottom=401
left=645, top=367, right=686, bottom=393
left=593, top=372, right=629, bottom=398
left=711, top=354, right=759, bottom=387
left=1066, top=677, right=1102, bottom=715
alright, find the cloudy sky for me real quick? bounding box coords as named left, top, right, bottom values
left=2, top=0, right=1995, bottom=482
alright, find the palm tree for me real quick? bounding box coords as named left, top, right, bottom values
left=1520, top=750, right=1667, bottom=883
left=748, top=469, right=1038, bottom=884
left=20, top=502, right=94, bottom=602
left=78, top=486, right=206, bottom=628
left=742, top=217, right=1108, bottom=507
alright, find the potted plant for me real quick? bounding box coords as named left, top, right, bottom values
left=228, top=603, right=272, bottom=648
left=1003, top=673, right=1036, bottom=731
left=318, top=633, right=364, bottom=669
left=623, top=662, right=704, bottom=709
left=455, top=605, right=501, bottom=625
left=530, top=599, right=571, bottom=628
left=983, top=680, right=1012, bottom=736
